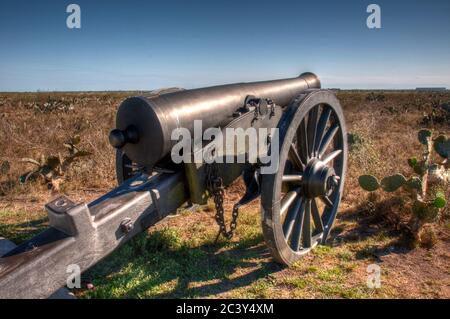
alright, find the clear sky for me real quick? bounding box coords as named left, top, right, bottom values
left=0, top=0, right=449, bottom=91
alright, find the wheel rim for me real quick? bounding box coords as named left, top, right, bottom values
left=261, top=90, right=347, bottom=265
left=282, top=103, right=344, bottom=254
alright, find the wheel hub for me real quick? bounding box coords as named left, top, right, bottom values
left=302, top=158, right=338, bottom=198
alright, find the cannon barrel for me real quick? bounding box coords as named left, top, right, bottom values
left=110, top=72, right=321, bottom=167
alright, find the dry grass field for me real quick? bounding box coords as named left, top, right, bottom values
left=0, top=90, right=449, bottom=298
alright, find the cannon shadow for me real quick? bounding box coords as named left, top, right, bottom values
left=329, top=197, right=415, bottom=260
left=82, top=197, right=416, bottom=298
left=0, top=216, right=48, bottom=244
left=82, top=231, right=284, bottom=298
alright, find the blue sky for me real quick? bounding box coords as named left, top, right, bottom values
left=0, top=0, right=449, bottom=91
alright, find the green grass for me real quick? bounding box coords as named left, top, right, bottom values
left=0, top=205, right=416, bottom=299
left=80, top=213, right=280, bottom=299
left=0, top=209, right=47, bottom=243
left=312, top=245, right=334, bottom=257
left=78, top=205, right=384, bottom=299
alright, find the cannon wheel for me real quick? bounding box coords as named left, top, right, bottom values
left=115, top=149, right=138, bottom=184
left=261, top=90, right=347, bottom=266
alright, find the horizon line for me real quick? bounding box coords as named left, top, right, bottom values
left=0, top=86, right=448, bottom=94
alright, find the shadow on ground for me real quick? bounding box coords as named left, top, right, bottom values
left=81, top=229, right=284, bottom=298
left=0, top=216, right=48, bottom=243
left=330, top=197, right=416, bottom=261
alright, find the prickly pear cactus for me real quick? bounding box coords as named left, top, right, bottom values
left=358, top=129, right=449, bottom=247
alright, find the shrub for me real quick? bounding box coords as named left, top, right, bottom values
left=19, top=135, right=91, bottom=191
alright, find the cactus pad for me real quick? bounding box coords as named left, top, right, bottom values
left=434, top=192, right=447, bottom=209
left=434, top=136, right=450, bottom=159
left=418, top=129, right=432, bottom=145
left=358, top=175, right=380, bottom=192
left=407, top=157, right=427, bottom=175
left=405, top=177, right=422, bottom=191
left=413, top=160, right=427, bottom=176
left=380, top=174, right=407, bottom=192
left=407, top=157, right=418, bottom=168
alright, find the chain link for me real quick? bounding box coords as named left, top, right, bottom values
left=206, top=162, right=240, bottom=240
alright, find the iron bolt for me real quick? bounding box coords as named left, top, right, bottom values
left=120, top=219, right=133, bottom=234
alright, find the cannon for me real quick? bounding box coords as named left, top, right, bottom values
left=0, top=72, right=347, bottom=298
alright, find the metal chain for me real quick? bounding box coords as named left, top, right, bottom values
left=206, top=162, right=240, bottom=240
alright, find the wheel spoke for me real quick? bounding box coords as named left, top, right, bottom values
left=322, top=192, right=341, bottom=240
left=290, top=200, right=306, bottom=251
left=320, top=195, right=333, bottom=208
left=302, top=200, right=312, bottom=248
left=322, top=149, right=342, bottom=165
left=318, top=124, right=339, bottom=157
left=289, top=144, right=305, bottom=171
left=307, top=106, right=319, bottom=158
left=314, top=107, right=331, bottom=154
left=280, top=189, right=299, bottom=218
left=311, top=198, right=324, bottom=233
left=282, top=174, right=303, bottom=183
left=283, top=197, right=303, bottom=239
left=297, top=119, right=309, bottom=163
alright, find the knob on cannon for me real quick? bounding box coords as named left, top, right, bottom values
left=109, top=125, right=140, bottom=149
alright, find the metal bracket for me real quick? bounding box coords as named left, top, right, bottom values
left=46, top=196, right=93, bottom=237
left=235, top=166, right=261, bottom=208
